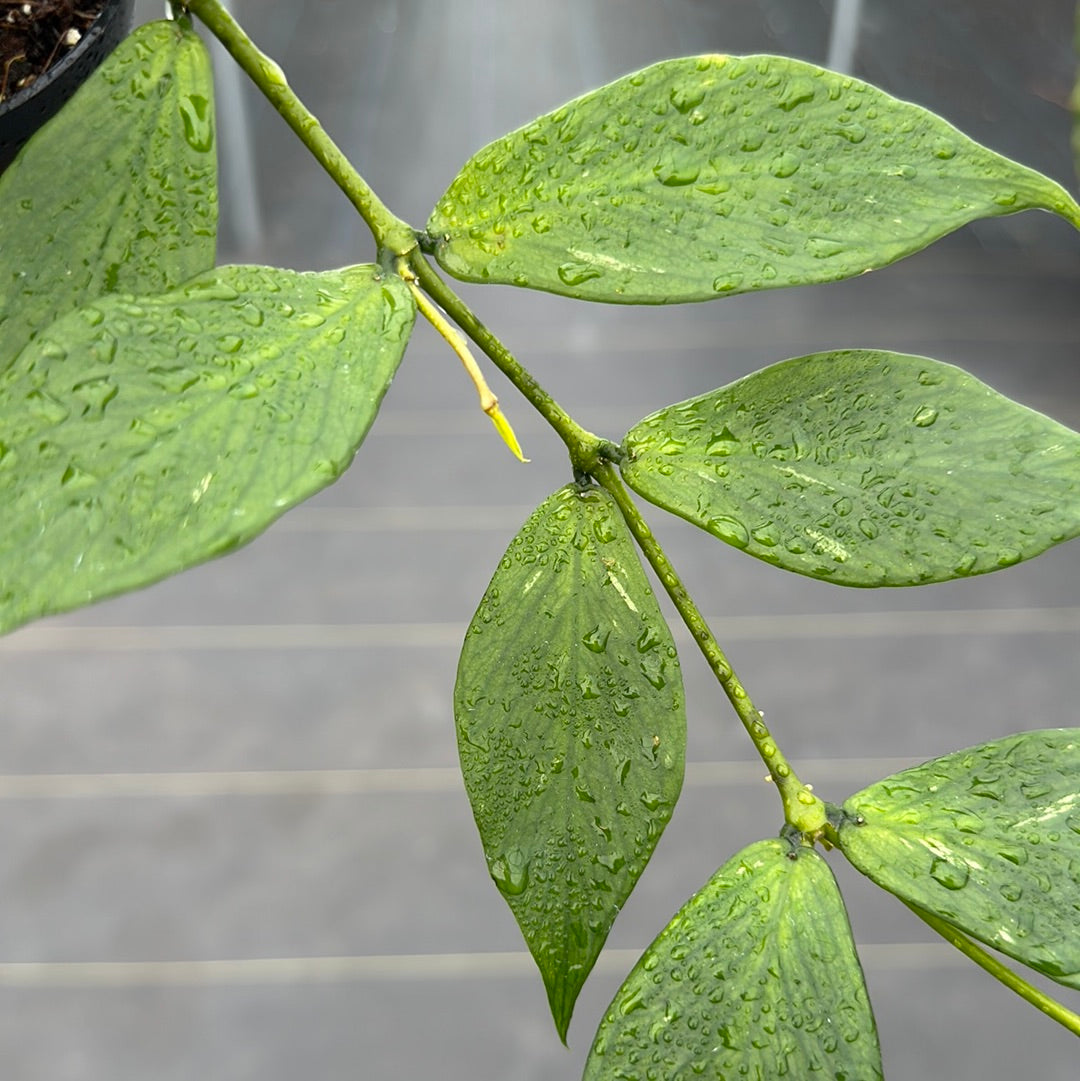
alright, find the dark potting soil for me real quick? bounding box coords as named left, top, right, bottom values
left=1, top=0, right=107, bottom=104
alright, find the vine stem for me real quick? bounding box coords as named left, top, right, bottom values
left=184, top=0, right=415, bottom=256
left=184, top=0, right=820, bottom=834
left=406, top=253, right=609, bottom=469
left=903, top=900, right=1080, bottom=1038
left=592, top=462, right=827, bottom=837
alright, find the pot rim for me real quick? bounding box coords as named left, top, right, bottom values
left=0, top=0, right=131, bottom=117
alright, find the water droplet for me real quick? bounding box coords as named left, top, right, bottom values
left=932, top=139, right=957, bottom=160
left=777, top=77, right=816, bottom=111
left=929, top=858, right=969, bottom=890
left=25, top=389, right=70, bottom=426
left=37, top=339, right=67, bottom=360
left=489, top=847, right=529, bottom=897
left=557, top=262, right=602, bottom=287
left=669, top=83, right=706, bottom=114
left=593, top=517, right=616, bottom=543
left=806, top=236, right=846, bottom=259
left=72, top=376, right=118, bottom=418
left=833, top=122, right=867, bottom=144
left=711, top=274, right=744, bottom=293
left=994, top=191, right=1018, bottom=207
left=596, top=851, right=625, bottom=873
left=912, top=405, right=938, bottom=427
left=705, top=426, right=739, bottom=455
left=60, top=462, right=98, bottom=489
left=216, top=334, right=244, bottom=354
left=953, top=552, right=977, bottom=576
left=178, top=94, right=213, bottom=152
left=707, top=515, right=750, bottom=548
left=769, top=151, right=800, bottom=178
left=582, top=626, right=610, bottom=653
left=237, top=302, right=265, bottom=327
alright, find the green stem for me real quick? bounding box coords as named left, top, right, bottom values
left=184, top=0, right=415, bottom=255
left=408, top=252, right=609, bottom=471
left=184, top=0, right=820, bottom=833
left=904, top=900, right=1080, bottom=1038
left=593, top=462, right=826, bottom=836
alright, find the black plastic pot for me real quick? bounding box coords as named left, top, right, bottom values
left=0, top=0, right=135, bottom=175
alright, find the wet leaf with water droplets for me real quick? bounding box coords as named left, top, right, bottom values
left=621, top=350, right=1080, bottom=586
left=454, top=485, right=685, bottom=1041
left=0, top=265, right=415, bottom=634
left=0, top=20, right=217, bottom=368
left=584, top=839, right=882, bottom=1080
left=428, top=54, right=1080, bottom=304
left=839, top=729, right=1080, bottom=989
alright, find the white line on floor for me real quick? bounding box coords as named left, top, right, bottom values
left=3, top=607, right=1077, bottom=653
left=0, top=942, right=964, bottom=987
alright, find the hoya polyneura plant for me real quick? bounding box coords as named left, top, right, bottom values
left=1, top=3, right=1079, bottom=1077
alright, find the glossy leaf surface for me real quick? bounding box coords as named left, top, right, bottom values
left=584, top=839, right=882, bottom=1080
left=839, top=729, right=1080, bottom=988
left=621, top=350, right=1080, bottom=586
left=428, top=54, right=1080, bottom=304
left=0, top=265, right=414, bottom=634
left=454, top=485, right=685, bottom=1040
left=0, top=20, right=217, bottom=368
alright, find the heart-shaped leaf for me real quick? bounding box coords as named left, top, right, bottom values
left=584, top=838, right=882, bottom=1080
left=0, top=19, right=218, bottom=368
left=839, top=729, right=1080, bottom=988
left=0, top=264, right=414, bottom=634
left=428, top=54, right=1080, bottom=304
left=621, top=350, right=1080, bottom=586
left=454, top=484, right=685, bottom=1041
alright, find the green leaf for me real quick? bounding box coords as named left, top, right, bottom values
left=584, top=839, right=882, bottom=1081
left=0, top=264, right=414, bottom=635
left=454, top=484, right=685, bottom=1041
left=427, top=54, right=1080, bottom=304
left=0, top=20, right=218, bottom=368
left=838, top=729, right=1080, bottom=989
left=620, top=350, right=1080, bottom=586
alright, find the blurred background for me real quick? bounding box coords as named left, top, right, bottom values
left=0, top=0, right=1078, bottom=1077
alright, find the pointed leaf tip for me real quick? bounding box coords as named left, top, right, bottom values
left=454, top=485, right=685, bottom=1039
left=429, top=53, right=1077, bottom=304
left=621, top=350, right=1080, bottom=586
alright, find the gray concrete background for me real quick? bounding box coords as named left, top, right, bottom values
left=1, top=0, right=1079, bottom=1078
